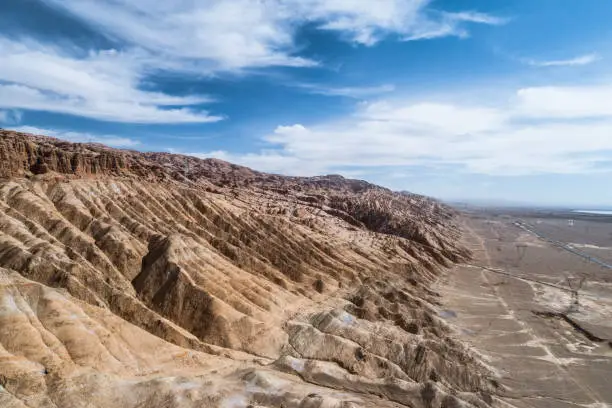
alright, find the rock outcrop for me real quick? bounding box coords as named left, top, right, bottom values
left=0, top=129, right=497, bottom=408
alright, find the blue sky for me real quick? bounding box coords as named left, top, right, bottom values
left=2, top=0, right=612, bottom=207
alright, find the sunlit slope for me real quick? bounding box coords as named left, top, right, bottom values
left=0, top=129, right=497, bottom=408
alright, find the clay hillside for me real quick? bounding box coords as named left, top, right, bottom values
left=0, top=129, right=498, bottom=408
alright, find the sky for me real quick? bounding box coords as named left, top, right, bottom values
left=2, top=0, right=612, bottom=207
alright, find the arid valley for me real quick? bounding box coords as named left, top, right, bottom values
left=439, top=210, right=612, bottom=407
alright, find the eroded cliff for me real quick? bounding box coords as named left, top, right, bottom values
left=0, top=129, right=497, bottom=408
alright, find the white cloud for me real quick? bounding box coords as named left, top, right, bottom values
left=296, top=83, right=395, bottom=98
left=359, top=101, right=506, bottom=133
left=0, top=39, right=220, bottom=124
left=189, top=84, right=612, bottom=176
left=2, top=1, right=503, bottom=123
left=402, top=24, right=466, bottom=42
left=304, top=1, right=505, bottom=45
left=42, top=0, right=504, bottom=61
left=41, top=0, right=314, bottom=71
left=403, top=9, right=507, bottom=41
left=446, top=11, right=508, bottom=25
left=515, top=85, right=612, bottom=118
left=303, top=0, right=431, bottom=45
left=526, top=53, right=600, bottom=67
left=10, top=125, right=140, bottom=148
left=0, top=110, right=23, bottom=125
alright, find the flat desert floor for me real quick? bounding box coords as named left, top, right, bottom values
left=437, top=210, right=612, bottom=408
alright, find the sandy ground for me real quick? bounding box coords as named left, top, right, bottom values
left=437, top=212, right=612, bottom=407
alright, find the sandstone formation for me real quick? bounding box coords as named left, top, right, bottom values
left=0, top=129, right=497, bottom=407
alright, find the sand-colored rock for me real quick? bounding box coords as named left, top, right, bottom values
left=0, top=129, right=496, bottom=407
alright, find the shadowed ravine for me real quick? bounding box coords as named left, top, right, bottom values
left=0, top=130, right=498, bottom=408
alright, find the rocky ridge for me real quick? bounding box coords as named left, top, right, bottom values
left=0, top=129, right=497, bottom=408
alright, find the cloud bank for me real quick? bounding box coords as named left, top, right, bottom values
left=198, top=84, right=612, bottom=176
left=42, top=0, right=504, bottom=63
left=0, top=1, right=503, bottom=123
left=0, top=39, right=221, bottom=124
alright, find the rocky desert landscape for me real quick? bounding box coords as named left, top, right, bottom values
left=0, top=129, right=499, bottom=408
left=1, top=129, right=611, bottom=408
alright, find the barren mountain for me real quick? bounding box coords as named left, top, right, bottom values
left=0, top=129, right=498, bottom=408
